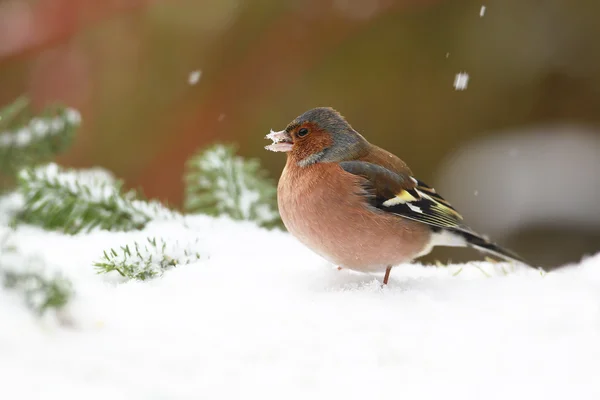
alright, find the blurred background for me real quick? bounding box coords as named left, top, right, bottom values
left=0, top=0, right=598, bottom=269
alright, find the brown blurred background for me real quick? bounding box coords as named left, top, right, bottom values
left=1, top=0, right=599, bottom=269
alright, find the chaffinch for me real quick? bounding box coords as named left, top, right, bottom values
left=265, top=107, right=527, bottom=284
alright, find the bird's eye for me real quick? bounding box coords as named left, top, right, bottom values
left=297, top=128, right=309, bottom=137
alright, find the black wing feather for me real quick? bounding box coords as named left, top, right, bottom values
left=339, top=160, right=528, bottom=264
left=339, top=161, right=466, bottom=231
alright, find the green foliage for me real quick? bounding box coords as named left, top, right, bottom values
left=0, top=96, right=80, bottom=190
left=15, top=163, right=178, bottom=234
left=0, top=238, right=72, bottom=315
left=0, top=98, right=288, bottom=319
left=2, top=269, right=72, bottom=315
left=94, top=237, right=201, bottom=280
left=184, top=143, right=281, bottom=228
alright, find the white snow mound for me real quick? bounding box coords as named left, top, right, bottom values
left=1, top=201, right=600, bottom=400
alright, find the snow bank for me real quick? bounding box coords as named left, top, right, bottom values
left=1, top=201, right=600, bottom=400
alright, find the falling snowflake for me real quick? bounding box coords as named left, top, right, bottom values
left=480, top=6, right=486, bottom=17
left=453, top=72, right=470, bottom=90
left=188, top=70, right=202, bottom=85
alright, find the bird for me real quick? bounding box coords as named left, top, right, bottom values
left=265, top=107, right=528, bottom=285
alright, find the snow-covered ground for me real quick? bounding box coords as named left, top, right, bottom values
left=1, top=200, right=600, bottom=400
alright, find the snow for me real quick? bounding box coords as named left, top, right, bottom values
left=0, top=108, right=80, bottom=148
left=188, top=70, right=202, bottom=85
left=26, top=163, right=117, bottom=198
left=453, top=72, right=470, bottom=90
left=20, top=163, right=178, bottom=229
left=189, top=145, right=279, bottom=225
left=95, top=236, right=202, bottom=280
left=2, top=196, right=600, bottom=399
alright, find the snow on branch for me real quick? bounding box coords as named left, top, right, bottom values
left=15, top=163, right=179, bottom=234
left=184, top=143, right=281, bottom=228
left=0, top=96, right=80, bottom=179
left=94, top=237, right=201, bottom=280
left=0, top=236, right=72, bottom=315
left=2, top=268, right=72, bottom=315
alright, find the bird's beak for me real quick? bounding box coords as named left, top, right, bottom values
left=264, top=129, right=293, bottom=152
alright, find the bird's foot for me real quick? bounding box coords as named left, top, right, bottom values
left=382, top=266, right=392, bottom=286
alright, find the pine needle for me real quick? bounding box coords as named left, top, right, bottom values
left=0, top=97, right=80, bottom=189
left=184, top=143, right=281, bottom=228
left=0, top=236, right=72, bottom=315
left=94, top=237, right=201, bottom=280
left=474, top=264, right=492, bottom=278
left=2, top=269, right=72, bottom=314
left=15, top=163, right=179, bottom=234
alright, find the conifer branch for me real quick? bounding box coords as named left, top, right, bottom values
left=0, top=236, right=72, bottom=315
left=94, top=237, right=201, bottom=280
left=184, top=143, right=281, bottom=228
left=2, top=269, right=72, bottom=315
left=0, top=97, right=80, bottom=189
left=15, top=163, right=178, bottom=234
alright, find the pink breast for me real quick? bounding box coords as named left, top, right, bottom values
left=277, top=163, right=430, bottom=272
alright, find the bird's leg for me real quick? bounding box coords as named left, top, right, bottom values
left=383, top=266, right=392, bottom=285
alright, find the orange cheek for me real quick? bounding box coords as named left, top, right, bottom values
left=292, top=130, right=333, bottom=161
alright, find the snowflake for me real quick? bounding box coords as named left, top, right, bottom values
left=188, top=70, right=202, bottom=85
left=453, top=72, right=470, bottom=91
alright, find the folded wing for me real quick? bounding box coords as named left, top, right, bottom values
left=339, top=160, right=527, bottom=264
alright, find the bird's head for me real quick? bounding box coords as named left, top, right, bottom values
left=265, top=107, right=369, bottom=167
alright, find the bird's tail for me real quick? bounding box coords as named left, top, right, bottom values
left=451, top=229, right=529, bottom=265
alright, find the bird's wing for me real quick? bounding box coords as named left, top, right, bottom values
left=357, top=144, right=414, bottom=176
left=339, top=160, right=528, bottom=264
left=339, top=160, right=466, bottom=231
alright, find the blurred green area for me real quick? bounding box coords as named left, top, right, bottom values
left=1, top=0, right=599, bottom=268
